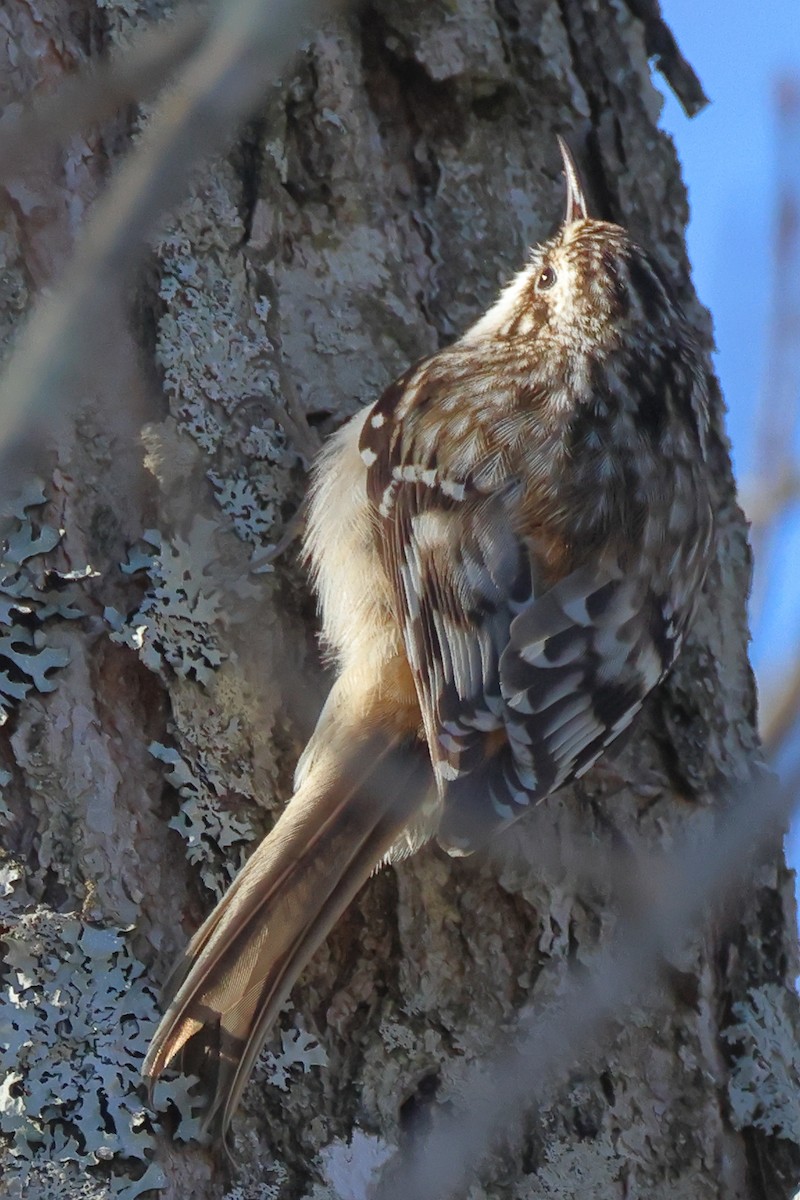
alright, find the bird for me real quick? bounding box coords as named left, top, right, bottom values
left=143, top=137, right=715, bottom=1138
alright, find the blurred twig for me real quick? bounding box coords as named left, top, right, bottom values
left=761, top=660, right=800, bottom=761
left=241, top=391, right=320, bottom=466
left=0, top=7, right=210, bottom=179
left=374, top=761, right=789, bottom=1200
left=742, top=466, right=800, bottom=530
left=0, top=0, right=330, bottom=467
left=749, top=78, right=800, bottom=630
left=746, top=77, right=800, bottom=762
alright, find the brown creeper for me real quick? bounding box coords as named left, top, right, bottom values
left=144, top=139, right=715, bottom=1135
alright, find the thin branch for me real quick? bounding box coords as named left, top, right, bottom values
left=0, top=7, right=210, bottom=180
left=748, top=80, right=800, bottom=627
left=374, top=762, right=790, bottom=1200
left=240, top=392, right=320, bottom=467
left=249, top=498, right=308, bottom=571
left=741, top=467, right=800, bottom=530
left=0, top=0, right=332, bottom=466
left=760, top=660, right=800, bottom=760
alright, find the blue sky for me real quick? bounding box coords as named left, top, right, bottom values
left=658, top=2, right=800, bottom=879
left=659, top=0, right=800, bottom=481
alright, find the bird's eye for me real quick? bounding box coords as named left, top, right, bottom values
left=537, top=265, right=557, bottom=291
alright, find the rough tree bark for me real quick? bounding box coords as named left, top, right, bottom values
left=1, top=2, right=799, bottom=1199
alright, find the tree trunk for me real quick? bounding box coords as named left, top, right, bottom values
left=1, top=2, right=799, bottom=1199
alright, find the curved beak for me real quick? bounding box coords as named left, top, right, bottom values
left=557, top=135, right=590, bottom=224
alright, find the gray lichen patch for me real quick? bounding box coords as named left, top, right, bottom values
left=0, top=870, right=199, bottom=1195
left=108, top=522, right=226, bottom=687
left=155, top=169, right=296, bottom=548
left=312, top=1128, right=395, bottom=1200
left=0, top=480, right=93, bottom=727
left=510, top=1128, right=622, bottom=1199
left=221, top=1161, right=289, bottom=1200
left=0, top=1157, right=167, bottom=1200
left=723, top=984, right=800, bottom=1144
left=149, top=726, right=256, bottom=898
left=258, top=1023, right=329, bottom=1093
left=106, top=508, right=285, bottom=893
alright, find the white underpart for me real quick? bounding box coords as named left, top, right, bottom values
left=304, top=405, right=400, bottom=679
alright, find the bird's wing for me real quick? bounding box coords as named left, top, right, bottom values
left=360, top=364, right=529, bottom=788
left=360, top=367, right=683, bottom=852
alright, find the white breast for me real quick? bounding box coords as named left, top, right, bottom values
left=304, top=407, right=401, bottom=676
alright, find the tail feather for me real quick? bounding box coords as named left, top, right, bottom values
left=143, top=731, right=430, bottom=1138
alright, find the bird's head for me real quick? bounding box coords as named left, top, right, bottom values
left=464, top=138, right=682, bottom=357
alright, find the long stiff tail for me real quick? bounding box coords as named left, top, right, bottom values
left=143, top=730, right=429, bottom=1138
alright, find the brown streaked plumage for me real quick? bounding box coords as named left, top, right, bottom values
left=143, top=139, right=715, bottom=1137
